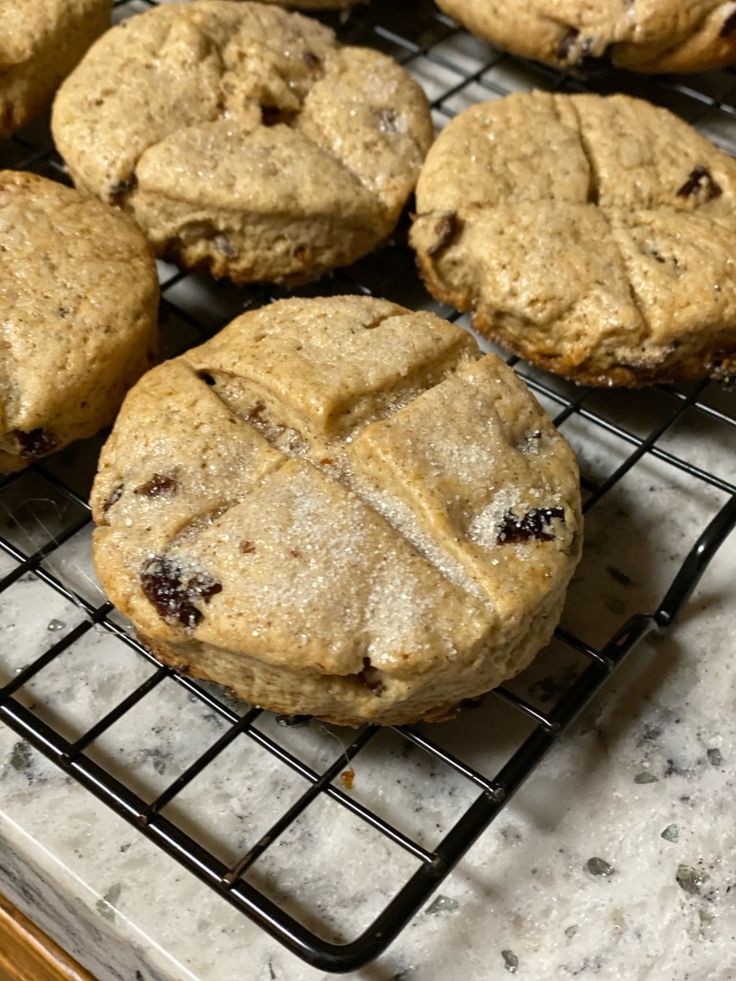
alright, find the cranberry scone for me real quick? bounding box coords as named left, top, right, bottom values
left=0, top=0, right=110, bottom=138
left=0, top=172, right=159, bottom=473
left=51, top=1, right=432, bottom=285
left=411, top=92, right=736, bottom=387
left=91, top=296, right=582, bottom=726
left=436, top=0, right=736, bottom=74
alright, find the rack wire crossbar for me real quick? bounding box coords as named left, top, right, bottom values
left=1, top=0, right=736, bottom=972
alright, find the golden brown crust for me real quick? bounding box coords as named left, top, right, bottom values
left=52, top=2, right=432, bottom=285
left=435, top=0, right=736, bottom=75
left=415, top=248, right=736, bottom=388
left=411, top=93, right=736, bottom=389
left=0, top=170, right=159, bottom=473
left=92, top=296, right=581, bottom=725
left=0, top=0, right=110, bottom=137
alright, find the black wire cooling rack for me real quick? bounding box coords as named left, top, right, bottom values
left=2, top=0, right=736, bottom=973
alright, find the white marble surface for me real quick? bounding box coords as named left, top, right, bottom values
left=3, top=4, right=736, bottom=980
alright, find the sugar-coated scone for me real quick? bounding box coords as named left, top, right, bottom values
left=91, top=296, right=582, bottom=726
left=51, top=1, right=433, bottom=285
left=436, top=0, right=736, bottom=74
left=0, top=0, right=110, bottom=138
left=411, top=92, right=736, bottom=388
left=0, top=172, right=159, bottom=473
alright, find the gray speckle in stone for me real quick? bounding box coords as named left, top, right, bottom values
left=661, top=824, right=680, bottom=843
left=500, top=825, right=523, bottom=845
left=707, top=748, right=724, bottom=767
left=699, top=908, right=714, bottom=930
left=664, top=758, right=689, bottom=778
left=586, top=857, right=615, bottom=878
left=95, top=898, right=115, bottom=921
left=501, top=949, right=519, bottom=974
left=95, top=882, right=122, bottom=921
left=9, top=741, right=32, bottom=772
left=565, top=924, right=578, bottom=938
left=46, top=618, right=66, bottom=632
left=426, top=894, right=459, bottom=915
left=636, top=723, right=663, bottom=747
left=676, top=864, right=706, bottom=895
left=634, top=771, right=659, bottom=784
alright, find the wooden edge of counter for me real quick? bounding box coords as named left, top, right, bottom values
left=0, top=893, right=94, bottom=981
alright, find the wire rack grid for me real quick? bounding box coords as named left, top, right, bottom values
left=1, top=0, right=736, bottom=974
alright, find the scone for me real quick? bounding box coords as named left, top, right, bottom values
left=0, top=172, right=159, bottom=474
left=411, top=92, right=736, bottom=388
left=91, top=296, right=582, bottom=726
left=0, top=0, right=110, bottom=138
left=436, top=0, right=736, bottom=74
left=51, top=1, right=433, bottom=285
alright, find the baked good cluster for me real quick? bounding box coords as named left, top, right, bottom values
left=2, top=0, right=734, bottom=725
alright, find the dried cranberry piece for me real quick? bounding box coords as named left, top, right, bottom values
left=135, top=473, right=179, bottom=498
left=497, top=507, right=565, bottom=544
left=357, top=657, right=385, bottom=696
left=13, top=428, right=56, bottom=458
left=427, top=212, right=460, bottom=258
left=555, top=30, right=604, bottom=68
left=140, top=556, right=221, bottom=629
left=103, top=483, right=124, bottom=513
left=246, top=402, right=266, bottom=422
left=676, top=166, right=722, bottom=200
left=261, top=105, right=292, bottom=127
left=303, top=50, right=322, bottom=71
left=556, top=27, right=579, bottom=61
left=188, top=573, right=223, bottom=603
left=109, top=174, right=137, bottom=203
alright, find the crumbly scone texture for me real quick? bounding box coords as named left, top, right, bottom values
left=436, top=0, right=736, bottom=73
left=411, top=92, right=736, bottom=388
left=51, top=1, right=433, bottom=285
left=0, top=0, right=110, bottom=138
left=0, top=171, right=159, bottom=473
left=91, top=296, right=582, bottom=726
